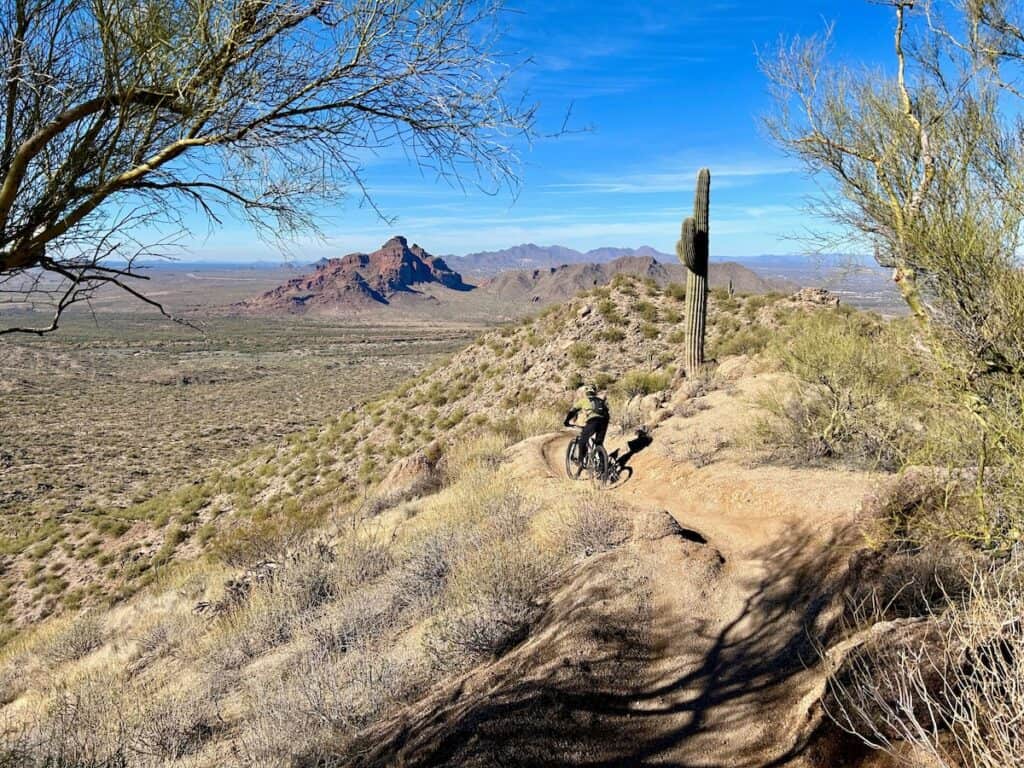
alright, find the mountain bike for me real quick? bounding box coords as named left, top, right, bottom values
left=565, top=426, right=615, bottom=485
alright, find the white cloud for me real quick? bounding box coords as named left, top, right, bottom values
left=545, top=162, right=798, bottom=195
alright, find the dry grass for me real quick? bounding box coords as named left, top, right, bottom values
left=827, top=556, right=1024, bottom=768
left=0, top=422, right=637, bottom=767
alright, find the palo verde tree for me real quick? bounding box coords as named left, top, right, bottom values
left=762, top=0, right=1024, bottom=381
left=763, top=0, right=1024, bottom=546
left=0, top=0, right=535, bottom=334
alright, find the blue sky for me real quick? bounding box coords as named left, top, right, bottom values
left=187, top=1, right=899, bottom=262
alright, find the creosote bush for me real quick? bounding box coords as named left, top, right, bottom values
left=41, top=610, right=105, bottom=664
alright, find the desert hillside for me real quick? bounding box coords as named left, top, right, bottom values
left=481, top=254, right=794, bottom=304
left=0, top=277, right=939, bottom=767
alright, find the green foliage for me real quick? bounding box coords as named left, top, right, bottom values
left=617, top=369, right=671, bottom=398
left=610, top=274, right=637, bottom=293
left=665, top=282, right=687, bottom=302
left=710, top=287, right=739, bottom=311
left=597, top=299, right=626, bottom=325
left=597, top=327, right=624, bottom=343
left=568, top=342, right=595, bottom=367
left=711, top=325, right=772, bottom=359
left=756, top=312, right=924, bottom=470
left=632, top=300, right=659, bottom=323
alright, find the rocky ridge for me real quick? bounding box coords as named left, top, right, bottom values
left=241, top=236, right=471, bottom=312
left=481, top=255, right=795, bottom=305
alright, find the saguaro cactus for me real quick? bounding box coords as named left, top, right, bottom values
left=675, top=168, right=710, bottom=375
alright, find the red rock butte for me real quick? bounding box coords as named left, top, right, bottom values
left=243, top=235, right=471, bottom=311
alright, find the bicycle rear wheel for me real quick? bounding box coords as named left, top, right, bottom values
left=604, top=460, right=621, bottom=486
left=565, top=438, right=584, bottom=479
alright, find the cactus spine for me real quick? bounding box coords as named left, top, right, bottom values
left=675, top=168, right=710, bottom=375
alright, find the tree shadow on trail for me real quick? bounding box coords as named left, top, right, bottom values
left=346, top=522, right=874, bottom=768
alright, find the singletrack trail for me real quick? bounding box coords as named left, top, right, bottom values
left=359, top=371, right=890, bottom=767
left=526, top=387, right=883, bottom=766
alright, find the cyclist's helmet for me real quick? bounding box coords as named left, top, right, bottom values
left=583, top=384, right=598, bottom=397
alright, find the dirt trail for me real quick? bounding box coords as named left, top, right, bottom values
left=531, top=428, right=880, bottom=767
left=359, top=376, right=888, bottom=767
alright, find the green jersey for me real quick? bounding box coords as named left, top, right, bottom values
left=573, top=393, right=609, bottom=422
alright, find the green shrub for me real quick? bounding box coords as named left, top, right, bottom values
left=666, top=282, right=687, bottom=301
left=597, top=299, right=626, bottom=325
left=599, top=327, right=626, bottom=342
left=711, top=325, right=772, bottom=359
left=632, top=300, right=659, bottom=323
left=617, top=370, right=671, bottom=398
left=755, top=312, right=924, bottom=469
left=711, top=288, right=740, bottom=312
left=568, top=342, right=595, bottom=367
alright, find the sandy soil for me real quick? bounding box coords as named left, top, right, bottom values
left=349, top=371, right=898, bottom=767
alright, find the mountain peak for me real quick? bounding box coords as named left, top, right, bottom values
left=382, top=235, right=410, bottom=249
left=239, top=237, right=470, bottom=313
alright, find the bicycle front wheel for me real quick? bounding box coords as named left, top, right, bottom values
left=565, top=438, right=584, bottom=479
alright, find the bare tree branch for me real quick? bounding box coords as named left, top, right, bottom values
left=0, top=0, right=539, bottom=333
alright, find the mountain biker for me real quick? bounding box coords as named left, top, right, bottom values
left=564, top=384, right=610, bottom=464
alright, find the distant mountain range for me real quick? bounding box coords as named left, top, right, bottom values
left=443, top=244, right=877, bottom=276
left=483, top=256, right=794, bottom=305
left=238, top=237, right=795, bottom=319
left=445, top=244, right=670, bottom=276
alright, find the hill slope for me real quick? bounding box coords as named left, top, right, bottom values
left=0, top=279, right=900, bottom=768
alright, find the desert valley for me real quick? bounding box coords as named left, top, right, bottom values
left=2, top=1, right=1023, bottom=767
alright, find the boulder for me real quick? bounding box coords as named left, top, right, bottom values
left=376, top=451, right=437, bottom=500
left=716, top=354, right=750, bottom=381
left=791, top=287, right=840, bottom=307
left=640, top=393, right=664, bottom=415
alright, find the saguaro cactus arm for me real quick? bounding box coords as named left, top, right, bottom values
left=679, top=217, right=697, bottom=271
left=676, top=168, right=711, bottom=375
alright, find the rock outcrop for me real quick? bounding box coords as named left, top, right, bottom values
left=240, top=236, right=471, bottom=312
